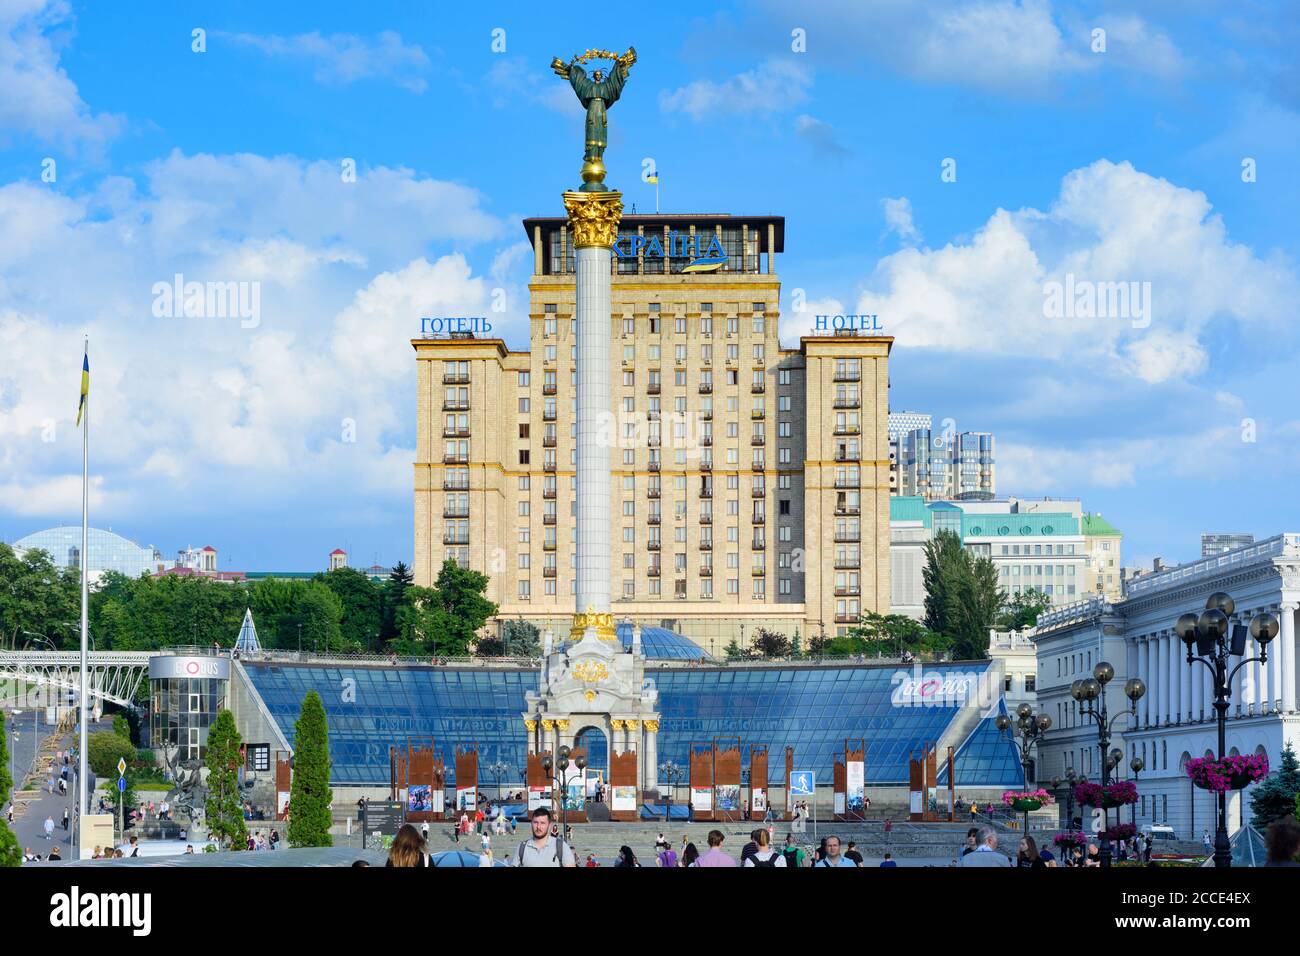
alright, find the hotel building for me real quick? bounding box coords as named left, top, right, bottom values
left=412, top=213, right=892, bottom=651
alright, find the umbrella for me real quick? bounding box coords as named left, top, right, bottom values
left=428, top=850, right=508, bottom=868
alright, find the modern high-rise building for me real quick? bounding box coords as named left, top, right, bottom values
left=895, top=428, right=996, bottom=500
left=412, top=213, right=892, bottom=650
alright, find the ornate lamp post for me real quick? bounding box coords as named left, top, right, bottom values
left=1070, top=662, right=1145, bottom=868
left=995, top=703, right=1051, bottom=832
left=488, top=760, right=511, bottom=803
left=1175, top=591, right=1277, bottom=869
left=541, top=746, right=587, bottom=838
left=659, top=760, right=685, bottom=822
left=1129, top=756, right=1144, bottom=830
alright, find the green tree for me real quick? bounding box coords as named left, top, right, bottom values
left=501, top=618, right=541, bottom=656
left=0, top=711, right=21, bottom=867
left=288, top=691, right=333, bottom=847
left=1250, top=743, right=1300, bottom=826
left=402, top=561, right=498, bottom=656
left=946, top=555, right=1002, bottom=660
left=997, top=588, right=1053, bottom=630
left=789, top=629, right=803, bottom=660
left=751, top=628, right=791, bottom=658
left=723, top=638, right=747, bottom=661
left=475, top=635, right=506, bottom=657
left=381, top=562, right=415, bottom=642
left=922, top=531, right=966, bottom=638
left=317, top=567, right=383, bottom=652
left=204, top=710, right=248, bottom=849
left=112, top=712, right=132, bottom=743
left=87, top=730, right=137, bottom=778
left=295, top=584, right=345, bottom=654
left=0, top=544, right=79, bottom=649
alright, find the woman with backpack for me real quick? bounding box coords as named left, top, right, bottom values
left=743, top=829, right=786, bottom=866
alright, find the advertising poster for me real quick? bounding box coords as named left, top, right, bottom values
left=276, top=791, right=290, bottom=818
left=846, top=760, right=865, bottom=812
left=528, top=786, right=552, bottom=812
left=909, top=791, right=923, bottom=815
left=751, top=789, right=767, bottom=813
left=457, top=788, right=477, bottom=812
left=611, top=785, right=636, bottom=812
left=431, top=789, right=445, bottom=814
left=406, top=784, right=432, bottom=813
left=833, top=792, right=845, bottom=815
left=715, top=784, right=740, bottom=812
left=691, top=787, right=712, bottom=812
left=561, top=768, right=585, bottom=811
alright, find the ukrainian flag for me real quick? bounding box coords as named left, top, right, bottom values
left=76, top=347, right=88, bottom=427
left=646, top=173, right=658, bottom=184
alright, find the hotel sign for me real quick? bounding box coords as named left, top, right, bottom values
left=612, top=230, right=727, bottom=273
left=148, top=655, right=231, bottom=680
left=814, top=313, right=882, bottom=331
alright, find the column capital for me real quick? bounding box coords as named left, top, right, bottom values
left=563, top=191, right=624, bottom=249
left=642, top=719, right=658, bottom=732
left=524, top=718, right=537, bottom=733
left=541, top=719, right=556, bottom=731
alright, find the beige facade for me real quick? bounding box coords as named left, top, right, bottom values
left=413, top=213, right=891, bottom=651
left=1081, top=513, right=1123, bottom=601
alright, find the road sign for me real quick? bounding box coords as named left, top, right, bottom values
left=117, top=777, right=126, bottom=793
left=117, top=757, right=126, bottom=775
left=789, top=771, right=815, bottom=796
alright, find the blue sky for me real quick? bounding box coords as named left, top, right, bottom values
left=1, top=0, right=1298, bottom=573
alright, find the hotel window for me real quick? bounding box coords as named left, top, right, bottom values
left=649, top=302, right=661, bottom=312
left=727, top=578, right=739, bottom=594
left=518, top=371, right=530, bottom=387
left=623, top=553, right=635, bottom=569
left=623, top=581, right=635, bottom=598
left=623, top=527, right=635, bottom=543
left=623, top=371, right=634, bottom=387
left=518, top=581, right=530, bottom=600
left=727, top=345, right=739, bottom=362
left=701, top=317, right=713, bottom=335
left=519, top=398, right=530, bottom=413
left=700, top=302, right=712, bottom=313
left=649, top=316, right=660, bottom=334
left=753, top=344, right=765, bottom=362
left=545, top=318, right=557, bottom=336
left=752, top=316, right=765, bottom=334
left=727, top=317, right=739, bottom=335
left=726, top=370, right=739, bottom=386
left=778, top=396, right=791, bottom=411
left=778, top=369, right=790, bottom=385
left=675, top=318, right=687, bottom=334
left=623, top=345, right=635, bottom=362
left=701, top=579, right=713, bottom=598
left=778, top=475, right=791, bottom=490
left=675, top=345, right=687, bottom=364
left=779, top=448, right=791, bottom=464
left=675, top=370, right=686, bottom=386
left=545, top=345, right=556, bottom=362
left=518, top=553, right=530, bottom=569
left=518, top=527, right=529, bottom=543
left=623, top=318, right=634, bottom=335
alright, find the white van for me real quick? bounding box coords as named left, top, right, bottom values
left=1140, top=824, right=1178, bottom=842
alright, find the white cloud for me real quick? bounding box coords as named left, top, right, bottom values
left=794, top=114, right=847, bottom=155
left=219, top=29, right=432, bottom=92
left=0, top=152, right=512, bottom=527
left=0, top=0, right=121, bottom=150
left=660, top=59, right=811, bottom=120
left=855, top=160, right=1300, bottom=384
left=881, top=197, right=921, bottom=245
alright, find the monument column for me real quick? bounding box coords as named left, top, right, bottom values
left=564, top=187, right=623, bottom=645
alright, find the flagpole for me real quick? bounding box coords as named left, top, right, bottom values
left=78, top=336, right=89, bottom=830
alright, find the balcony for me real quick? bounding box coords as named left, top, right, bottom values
left=698, top=383, right=713, bottom=394
left=543, top=567, right=556, bottom=578
left=833, top=425, right=861, bottom=436
left=834, top=453, right=857, bottom=463
left=543, top=487, right=556, bottom=499
left=648, top=515, right=661, bottom=525
left=442, top=480, right=470, bottom=491
left=543, top=540, right=557, bottom=551
left=752, top=514, right=766, bottom=525
left=543, top=461, right=556, bottom=473
left=442, top=427, right=470, bottom=438
left=543, top=384, right=557, bottom=395
left=752, top=540, right=766, bottom=551
left=834, top=532, right=861, bottom=543
left=834, top=506, right=860, bottom=516
left=751, top=566, right=766, bottom=576
left=700, top=566, right=713, bottom=577
left=833, top=477, right=859, bottom=489
left=442, top=373, right=470, bottom=385
left=648, top=461, right=660, bottom=472
left=699, top=487, right=712, bottom=499
left=751, top=436, right=765, bottom=446
left=543, top=514, right=557, bottom=525
left=833, top=397, right=860, bottom=409
left=833, top=371, right=861, bottom=383
left=443, top=400, right=470, bottom=411
left=700, top=461, right=712, bottom=472
left=543, top=436, right=556, bottom=447
left=647, top=383, right=661, bottom=395
left=443, top=508, right=470, bottom=519
left=701, top=435, right=712, bottom=446
left=751, top=488, right=765, bottom=498
left=751, top=384, right=766, bottom=394
left=835, top=614, right=860, bottom=624
left=699, top=540, right=713, bottom=551
left=647, top=410, right=660, bottom=422
left=750, top=409, right=765, bottom=419
left=648, top=436, right=661, bottom=448
left=752, top=460, right=765, bottom=471
left=442, top=454, right=469, bottom=465
left=443, top=534, right=470, bottom=546
left=834, top=558, right=860, bottom=570
left=647, top=541, right=661, bottom=551
left=543, top=409, right=557, bottom=422
left=834, top=586, right=861, bottom=597
left=648, top=566, right=661, bottom=577
left=647, top=487, right=660, bottom=499
left=701, top=410, right=713, bottom=421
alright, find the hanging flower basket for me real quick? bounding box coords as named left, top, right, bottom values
left=1002, top=788, right=1053, bottom=812
left=1053, top=831, right=1087, bottom=850
left=1103, top=823, right=1137, bottom=842
left=1073, top=782, right=1104, bottom=807
left=1102, top=781, right=1139, bottom=808
left=1185, top=754, right=1269, bottom=793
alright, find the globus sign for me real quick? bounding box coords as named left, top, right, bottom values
left=611, top=230, right=727, bottom=273
left=890, top=667, right=984, bottom=707
left=148, top=656, right=231, bottom=680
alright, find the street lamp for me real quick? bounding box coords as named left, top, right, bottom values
left=1175, top=591, right=1277, bottom=869
left=659, top=760, right=685, bottom=822
left=542, top=746, right=586, bottom=838
left=995, top=703, right=1051, bottom=832
left=1070, top=662, right=1145, bottom=868
left=488, top=760, right=511, bottom=803
left=1129, top=756, right=1144, bottom=831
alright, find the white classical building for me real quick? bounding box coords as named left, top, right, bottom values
left=1031, top=534, right=1300, bottom=838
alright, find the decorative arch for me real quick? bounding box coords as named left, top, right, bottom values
left=572, top=724, right=609, bottom=774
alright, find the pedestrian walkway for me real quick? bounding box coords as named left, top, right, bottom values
left=11, top=717, right=109, bottom=864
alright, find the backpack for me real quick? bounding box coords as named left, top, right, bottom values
left=782, top=846, right=801, bottom=868
left=751, top=850, right=780, bottom=868
left=517, top=836, right=566, bottom=867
